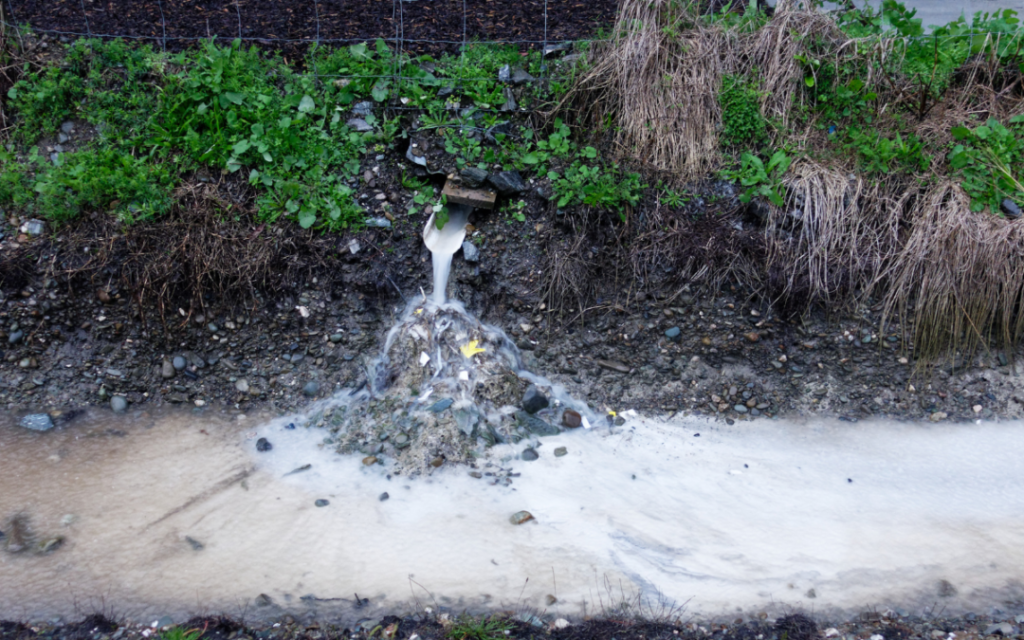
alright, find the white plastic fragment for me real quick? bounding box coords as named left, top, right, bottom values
left=419, top=352, right=430, bottom=366
left=296, top=305, right=310, bottom=318
left=459, top=370, right=469, bottom=381
left=581, top=416, right=592, bottom=429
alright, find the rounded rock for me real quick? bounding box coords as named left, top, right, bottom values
left=256, top=437, right=273, bottom=452
left=521, top=448, right=539, bottom=461
left=303, top=381, right=320, bottom=397
left=733, top=404, right=748, bottom=414
left=314, top=499, right=330, bottom=507
left=110, top=396, right=128, bottom=413
left=235, top=378, right=250, bottom=393
left=553, top=446, right=568, bottom=457
left=172, top=356, right=187, bottom=371
left=161, top=360, right=176, bottom=379
left=510, top=510, right=534, bottom=525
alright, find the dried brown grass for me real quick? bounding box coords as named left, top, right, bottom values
left=881, top=182, right=1024, bottom=362
left=765, top=160, right=907, bottom=311
left=745, top=0, right=852, bottom=129
left=565, top=0, right=731, bottom=181
left=49, top=179, right=330, bottom=331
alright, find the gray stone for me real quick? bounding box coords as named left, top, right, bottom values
left=430, top=397, right=454, bottom=412
left=521, top=448, right=539, bottom=461
left=19, top=413, right=54, bottom=432
left=664, top=326, right=681, bottom=342
left=498, top=64, right=511, bottom=82
left=365, top=217, right=392, bottom=228
left=516, top=411, right=559, bottom=436
left=352, top=101, right=374, bottom=116
left=984, top=624, right=1016, bottom=637
left=184, top=537, right=203, bottom=551
left=161, top=360, right=176, bottom=379
left=235, top=378, right=250, bottom=393
left=314, top=498, right=330, bottom=507
left=172, top=356, right=187, bottom=370
left=330, top=333, right=343, bottom=343
left=1001, top=198, right=1022, bottom=219
left=511, top=68, right=535, bottom=84
left=22, top=219, right=45, bottom=236
left=58, top=133, right=69, bottom=144
left=379, top=492, right=390, bottom=501
left=347, top=118, right=374, bottom=133
left=256, top=437, right=272, bottom=452
left=207, top=323, right=219, bottom=333
left=110, top=396, right=128, bottom=413
left=733, top=404, right=748, bottom=414
left=8, top=330, right=23, bottom=344
left=543, top=42, right=572, bottom=57
left=522, top=385, right=549, bottom=413
left=500, top=87, right=517, bottom=112
left=60, top=121, right=75, bottom=134
left=255, top=593, right=274, bottom=607
left=291, top=353, right=306, bottom=366
left=462, top=241, right=479, bottom=263
left=487, top=170, right=526, bottom=195
left=554, top=446, right=568, bottom=457
left=510, top=510, right=534, bottom=525
left=303, top=381, right=320, bottom=397
left=460, top=167, right=488, bottom=188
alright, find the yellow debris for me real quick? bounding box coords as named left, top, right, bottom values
left=414, top=308, right=423, bottom=315
left=460, top=340, right=486, bottom=358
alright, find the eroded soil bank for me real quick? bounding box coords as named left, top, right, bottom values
left=4, top=189, right=1024, bottom=427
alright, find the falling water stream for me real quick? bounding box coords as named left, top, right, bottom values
left=3, top=211, right=1024, bottom=625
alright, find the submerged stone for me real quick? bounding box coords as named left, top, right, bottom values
left=521, top=385, right=549, bottom=413
left=314, top=499, right=330, bottom=507
left=516, top=411, right=559, bottom=436
left=19, top=414, right=54, bottom=432
left=429, top=398, right=454, bottom=412
left=256, top=437, right=273, bottom=452
left=521, top=448, right=539, bottom=461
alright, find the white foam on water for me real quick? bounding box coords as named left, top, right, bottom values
left=4, top=408, right=1024, bottom=624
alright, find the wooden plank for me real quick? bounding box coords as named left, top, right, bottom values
left=442, top=179, right=497, bottom=210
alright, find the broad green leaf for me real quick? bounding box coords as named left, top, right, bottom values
left=522, top=153, right=540, bottom=164
left=7, top=87, right=16, bottom=99
left=233, top=140, right=252, bottom=155
left=583, top=146, right=598, bottom=159
left=804, top=77, right=815, bottom=87
left=298, top=209, right=316, bottom=229
left=950, top=126, right=972, bottom=140
left=221, top=91, right=244, bottom=106
left=298, top=95, right=315, bottom=113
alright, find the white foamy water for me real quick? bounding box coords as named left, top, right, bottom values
left=3, top=408, right=1024, bottom=624
left=423, top=204, right=471, bottom=305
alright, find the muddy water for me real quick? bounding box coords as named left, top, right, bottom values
left=4, top=408, right=1024, bottom=624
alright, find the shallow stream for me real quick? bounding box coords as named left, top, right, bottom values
left=4, top=407, right=1024, bottom=624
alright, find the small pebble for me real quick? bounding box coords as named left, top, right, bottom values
left=314, top=499, right=330, bottom=507
left=256, top=437, right=272, bottom=452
